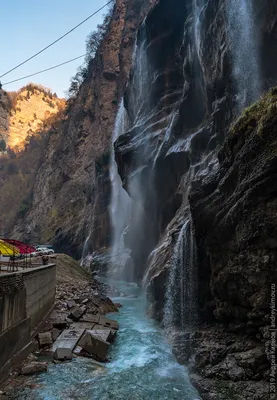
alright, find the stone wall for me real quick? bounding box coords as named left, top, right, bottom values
left=0, top=264, right=56, bottom=380
left=24, top=265, right=56, bottom=329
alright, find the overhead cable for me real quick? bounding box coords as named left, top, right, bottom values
left=2, top=54, right=86, bottom=86
left=0, top=0, right=114, bottom=79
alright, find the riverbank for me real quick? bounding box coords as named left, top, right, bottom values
left=2, top=280, right=200, bottom=400
left=0, top=255, right=121, bottom=399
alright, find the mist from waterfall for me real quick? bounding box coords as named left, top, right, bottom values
left=80, top=201, right=97, bottom=268
left=163, top=219, right=198, bottom=331
left=193, top=0, right=206, bottom=60
left=226, top=0, right=261, bottom=108
left=122, top=23, right=158, bottom=280
left=130, top=25, right=152, bottom=125
left=109, top=101, right=131, bottom=272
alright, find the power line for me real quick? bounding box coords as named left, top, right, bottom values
left=2, top=55, right=86, bottom=86
left=0, top=0, right=114, bottom=79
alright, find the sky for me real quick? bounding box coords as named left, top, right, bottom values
left=0, top=0, right=109, bottom=97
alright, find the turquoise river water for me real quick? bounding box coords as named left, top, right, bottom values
left=16, top=281, right=200, bottom=400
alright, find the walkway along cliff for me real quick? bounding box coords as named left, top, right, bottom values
left=11, top=1, right=277, bottom=399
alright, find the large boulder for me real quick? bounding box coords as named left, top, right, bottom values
left=21, top=362, right=47, bottom=376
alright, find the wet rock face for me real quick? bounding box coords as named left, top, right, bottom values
left=190, top=90, right=277, bottom=329
left=114, top=1, right=277, bottom=398
left=115, top=0, right=277, bottom=312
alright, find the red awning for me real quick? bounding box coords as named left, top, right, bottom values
left=1, top=239, right=36, bottom=254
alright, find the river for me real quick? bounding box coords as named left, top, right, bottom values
left=15, top=281, right=199, bottom=400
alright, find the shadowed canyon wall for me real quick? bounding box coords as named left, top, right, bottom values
left=113, top=0, right=277, bottom=398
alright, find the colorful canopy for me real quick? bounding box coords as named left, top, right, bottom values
left=0, top=239, right=20, bottom=256
left=2, top=239, right=36, bottom=254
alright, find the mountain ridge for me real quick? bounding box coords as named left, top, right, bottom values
left=0, top=83, right=65, bottom=151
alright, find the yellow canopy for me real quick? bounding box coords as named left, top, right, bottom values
left=0, top=239, right=20, bottom=256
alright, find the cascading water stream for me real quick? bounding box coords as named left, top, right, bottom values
left=131, top=24, right=152, bottom=126
left=18, top=282, right=200, bottom=400
left=193, top=0, right=206, bottom=60
left=163, top=219, right=198, bottom=332
left=80, top=200, right=97, bottom=267
left=226, top=0, right=261, bottom=108
left=109, top=101, right=131, bottom=272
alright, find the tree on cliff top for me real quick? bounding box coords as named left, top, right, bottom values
left=67, top=0, right=116, bottom=99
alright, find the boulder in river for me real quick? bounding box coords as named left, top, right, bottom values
left=78, top=331, right=110, bottom=361
left=99, top=316, right=119, bottom=330
left=54, top=348, right=73, bottom=361
left=21, top=362, right=48, bottom=376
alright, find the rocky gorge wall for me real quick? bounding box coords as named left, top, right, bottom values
left=113, top=0, right=277, bottom=398
left=15, top=0, right=154, bottom=257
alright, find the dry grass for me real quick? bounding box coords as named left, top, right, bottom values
left=54, top=253, right=91, bottom=286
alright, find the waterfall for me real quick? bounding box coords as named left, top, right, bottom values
left=122, top=23, right=159, bottom=280
left=226, top=0, right=261, bottom=108
left=193, top=0, right=206, bottom=60
left=131, top=24, right=152, bottom=125
left=109, top=101, right=131, bottom=271
left=164, top=219, right=198, bottom=331
left=80, top=201, right=97, bottom=267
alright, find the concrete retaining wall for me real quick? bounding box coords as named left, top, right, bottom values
left=24, top=265, right=56, bottom=329
left=0, top=264, right=56, bottom=380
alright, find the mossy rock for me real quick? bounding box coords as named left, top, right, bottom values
left=231, top=87, right=277, bottom=137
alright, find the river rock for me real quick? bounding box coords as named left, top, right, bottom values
left=52, top=328, right=62, bottom=341
left=80, top=313, right=100, bottom=324
left=67, top=300, right=76, bottom=309
left=27, top=353, right=38, bottom=362
left=21, top=362, right=47, bottom=375
left=52, top=319, right=68, bottom=330
left=78, top=331, right=110, bottom=361
left=38, top=332, right=53, bottom=347
left=203, top=355, right=246, bottom=381
left=68, top=306, right=85, bottom=321
left=233, top=348, right=267, bottom=370
left=54, top=348, right=73, bottom=361
left=98, top=316, right=119, bottom=330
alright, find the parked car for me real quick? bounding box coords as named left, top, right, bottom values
left=36, top=247, right=54, bottom=255
left=35, top=244, right=54, bottom=251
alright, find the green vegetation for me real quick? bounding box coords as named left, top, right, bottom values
left=231, top=87, right=277, bottom=136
